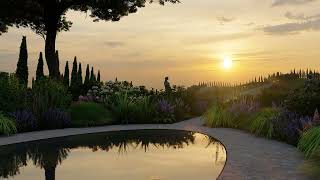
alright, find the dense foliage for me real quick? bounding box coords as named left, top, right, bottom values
left=10, top=110, right=38, bottom=132
left=285, top=79, right=320, bottom=116
left=70, top=102, right=113, bottom=127
left=0, top=73, right=27, bottom=113
left=41, top=108, right=71, bottom=130
left=0, top=113, right=17, bottom=135
left=31, top=78, right=72, bottom=121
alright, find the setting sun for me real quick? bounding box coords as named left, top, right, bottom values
left=223, top=57, right=233, bottom=69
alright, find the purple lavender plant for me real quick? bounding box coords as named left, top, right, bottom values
left=228, top=98, right=260, bottom=118
left=157, top=99, right=175, bottom=114
left=42, top=108, right=71, bottom=130
left=11, top=110, right=38, bottom=132
left=272, top=109, right=313, bottom=145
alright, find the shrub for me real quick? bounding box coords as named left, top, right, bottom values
left=203, top=105, right=234, bottom=128
left=70, top=102, right=113, bottom=127
left=301, top=148, right=320, bottom=178
left=32, top=78, right=72, bottom=119
left=110, top=92, right=134, bottom=124
left=249, top=108, right=280, bottom=138
left=131, top=96, right=156, bottom=123
left=154, top=99, right=175, bottom=123
left=285, top=79, right=320, bottom=116
left=0, top=73, right=27, bottom=113
left=41, top=108, right=71, bottom=130
left=298, top=127, right=320, bottom=158
left=10, top=110, right=38, bottom=132
left=0, top=113, right=17, bottom=135
left=173, top=98, right=190, bottom=122
left=272, top=109, right=313, bottom=145
left=258, top=78, right=304, bottom=107
left=228, top=97, right=260, bottom=128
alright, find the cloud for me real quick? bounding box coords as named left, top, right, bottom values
left=103, top=41, right=125, bottom=48
left=285, top=11, right=320, bottom=20
left=216, top=16, right=235, bottom=25
left=271, top=0, right=316, bottom=6
left=262, top=18, right=320, bottom=35
left=186, top=32, right=251, bottom=44
left=245, top=22, right=255, bottom=26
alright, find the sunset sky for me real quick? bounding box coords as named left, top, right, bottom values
left=1, top=0, right=320, bottom=89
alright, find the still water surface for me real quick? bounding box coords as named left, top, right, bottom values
left=0, top=130, right=226, bottom=180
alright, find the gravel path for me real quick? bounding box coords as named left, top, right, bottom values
left=0, top=117, right=308, bottom=180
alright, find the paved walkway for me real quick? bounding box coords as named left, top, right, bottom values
left=0, top=117, right=308, bottom=180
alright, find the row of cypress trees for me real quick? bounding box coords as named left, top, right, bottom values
left=16, top=36, right=101, bottom=100
left=65, top=56, right=101, bottom=100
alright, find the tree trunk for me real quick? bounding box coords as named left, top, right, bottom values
left=45, top=28, right=58, bottom=78
left=44, top=1, right=59, bottom=79
left=44, top=166, right=56, bottom=180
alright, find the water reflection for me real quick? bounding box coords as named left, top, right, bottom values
left=0, top=130, right=226, bottom=180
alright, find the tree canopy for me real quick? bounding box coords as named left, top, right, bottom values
left=0, top=0, right=180, bottom=78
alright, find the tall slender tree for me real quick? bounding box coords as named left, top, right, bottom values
left=70, top=57, right=78, bottom=100
left=84, top=64, right=90, bottom=92
left=63, top=61, right=69, bottom=87
left=78, top=63, right=83, bottom=84
left=90, top=67, right=96, bottom=84
left=78, top=63, right=83, bottom=95
left=36, top=52, right=44, bottom=81
left=16, top=36, right=28, bottom=86
left=97, top=70, right=101, bottom=83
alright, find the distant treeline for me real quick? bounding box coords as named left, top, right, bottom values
left=198, top=69, right=320, bottom=88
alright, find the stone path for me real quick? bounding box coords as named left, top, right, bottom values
left=0, top=117, right=309, bottom=180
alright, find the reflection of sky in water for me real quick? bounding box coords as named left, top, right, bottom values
left=4, top=133, right=226, bottom=180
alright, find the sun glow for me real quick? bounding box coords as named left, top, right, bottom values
left=223, top=57, right=233, bottom=69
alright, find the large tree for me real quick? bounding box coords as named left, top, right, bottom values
left=0, top=0, right=179, bottom=79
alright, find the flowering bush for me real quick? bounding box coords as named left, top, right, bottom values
left=271, top=108, right=320, bottom=145
left=41, top=108, right=71, bottom=130
left=228, top=97, right=260, bottom=118
left=154, top=99, right=175, bottom=123
left=10, top=110, right=38, bottom=132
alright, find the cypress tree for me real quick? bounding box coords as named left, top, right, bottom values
left=63, top=61, right=69, bottom=87
left=78, top=63, right=83, bottom=95
left=90, top=67, right=96, bottom=84
left=84, top=64, right=90, bottom=92
left=78, top=63, right=83, bottom=86
left=97, top=70, right=101, bottom=82
left=71, top=57, right=78, bottom=87
left=36, top=52, right=44, bottom=81
left=70, top=57, right=78, bottom=100
left=16, top=36, right=28, bottom=86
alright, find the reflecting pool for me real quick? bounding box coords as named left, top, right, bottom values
left=0, top=130, right=226, bottom=180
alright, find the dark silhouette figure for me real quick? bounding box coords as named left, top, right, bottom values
left=164, top=76, right=172, bottom=94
